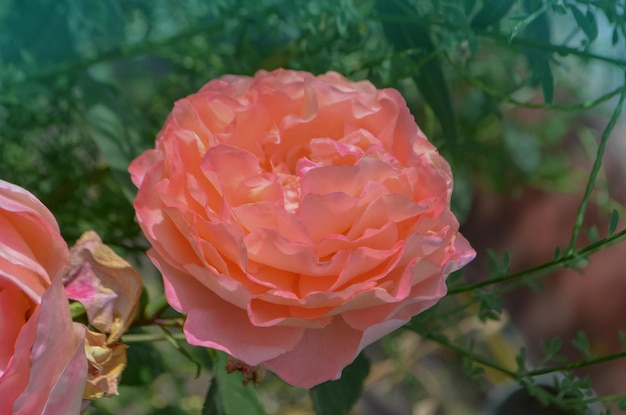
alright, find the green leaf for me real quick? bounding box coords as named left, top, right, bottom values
left=553, top=246, right=561, bottom=260
left=542, top=337, right=561, bottom=357
left=618, top=330, right=626, bottom=351
left=570, top=6, right=598, bottom=42
left=540, top=337, right=567, bottom=365
left=69, top=301, right=86, bottom=319
left=470, top=0, right=515, bottom=28
left=121, top=342, right=166, bottom=386
left=567, top=254, right=590, bottom=270
left=203, top=351, right=265, bottom=415
left=583, top=10, right=598, bottom=42
left=571, top=331, right=595, bottom=358
left=310, top=353, right=370, bottom=415
left=515, top=347, right=527, bottom=375
left=585, top=225, right=599, bottom=243
left=608, top=209, right=619, bottom=236
left=541, top=62, right=554, bottom=104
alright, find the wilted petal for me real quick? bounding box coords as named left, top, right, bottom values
left=64, top=231, right=142, bottom=343
left=83, top=330, right=127, bottom=399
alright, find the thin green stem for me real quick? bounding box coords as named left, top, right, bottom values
left=410, top=328, right=518, bottom=377
left=527, top=349, right=626, bottom=377
left=566, top=76, right=626, bottom=253
left=474, top=28, right=626, bottom=69
left=123, top=331, right=186, bottom=343
left=448, top=228, right=626, bottom=295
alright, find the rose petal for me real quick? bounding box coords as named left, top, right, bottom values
left=11, top=278, right=87, bottom=415
left=64, top=231, right=142, bottom=343
left=264, top=316, right=363, bottom=388
left=157, top=253, right=305, bottom=365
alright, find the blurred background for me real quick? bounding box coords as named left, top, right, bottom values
left=1, top=0, right=625, bottom=414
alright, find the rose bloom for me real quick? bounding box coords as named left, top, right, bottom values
left=130, top=69, right=475, bottom=387
left=0, top=180, right=87, bottom=414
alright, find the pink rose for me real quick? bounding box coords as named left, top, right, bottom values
left=130, top=69, right=475, bottom=387
left=0, top=180, right=87, bottom=414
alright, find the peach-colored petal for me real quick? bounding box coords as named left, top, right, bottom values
left=0, top=181, right=89, bottom=413
left=11, top=278, right=87, bottom=415
left=156, top=252, right=305, bottom=365
left=0, top=279, right=33, bottom=375
left=264, top=316, right=363, bottom=388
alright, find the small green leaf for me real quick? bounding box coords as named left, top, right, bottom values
left=571, top=331, right=595, bottom=358
left=477, top=290, right=502, bottom=322
left=502, top=251, right=510, bottom=275
left=608, top=209, right=619, bottom=236
left=570, top=6, right=597, bottom=42
left=540, top=337, right=567, bottom=365
left=487, top=249, right=499, bottom=277
left=515, top=347, right=527, bottom=375
left=585, top=226, right=599, bottom=243
left=70, top=301, right=86, bottom=319
left=462, top=355, right=484, bottom=385
left=541, top=63, right=554, bottom=103
left=541, top=337, right=561, bottom=356
left=310, top=353, right=370, bottom=415
left=553, top=246, right=561, bottom=260
left=203, top=351, right=265, bottom=415
left=584, top=10, right=598, bottom=42
left=618, top=330, right=626, bottom=351
left=567, top=254, right=590, bottom=270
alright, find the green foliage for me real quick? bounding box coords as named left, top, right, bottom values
left=571, top=331, right=595, bottom=359
left=310, top=353, right=370, bottom=415
left=202, top=351, right=265, bottom=415
left=122, top=342, right=167, bottom=386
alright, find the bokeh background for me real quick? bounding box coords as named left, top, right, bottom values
left=2, top=0, right=625, bottom=414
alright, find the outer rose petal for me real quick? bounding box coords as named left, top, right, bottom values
left=0, top=180, right=69, bottom=301
left=0, top=181, right=88, bottom=414
left=130, top=69, right=476, bottom=387
left=264, top=317, right=363, bottom=388
left=9, top=278, right=87, bottom=415
left=153, top=249, right=305, bottom=365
